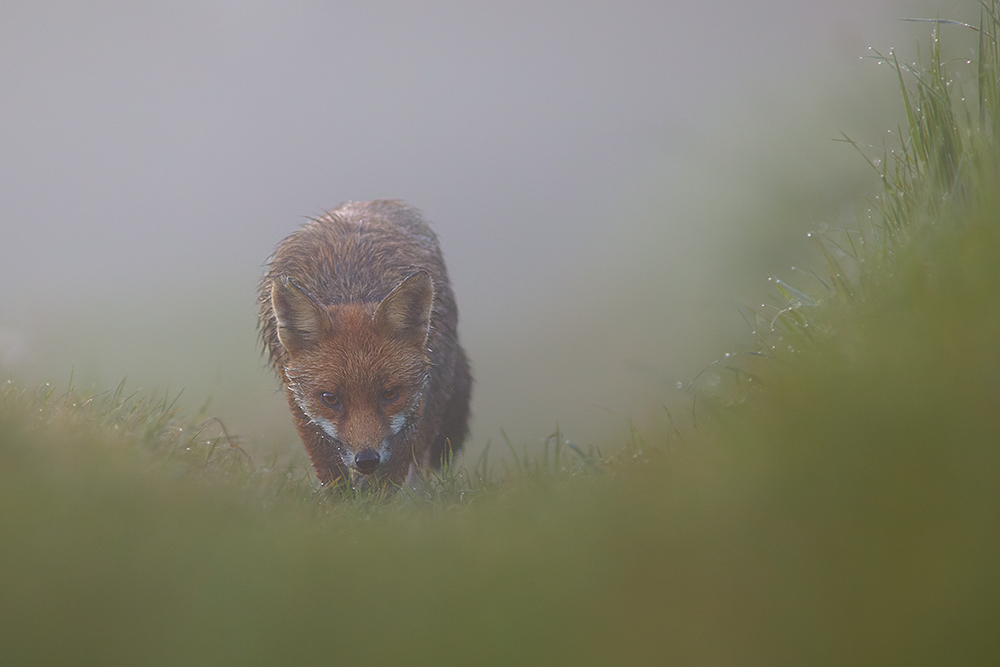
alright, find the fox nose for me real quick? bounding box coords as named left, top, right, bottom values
left=354, top=449, right=381, bottom=475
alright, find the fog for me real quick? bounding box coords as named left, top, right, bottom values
left=0, top=1, right=976, bottom=461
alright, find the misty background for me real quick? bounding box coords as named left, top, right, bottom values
left=0, top=1, right=976, bottom=463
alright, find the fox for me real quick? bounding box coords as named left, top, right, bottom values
left=258, top=199, right=472, bottom=491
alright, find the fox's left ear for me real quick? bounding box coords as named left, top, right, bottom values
left=375, top=270, right=434, bottom=348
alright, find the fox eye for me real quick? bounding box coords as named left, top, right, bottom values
left=320, top=392, right=342, bottom=409
left=381, top=387, right=400, bottom=402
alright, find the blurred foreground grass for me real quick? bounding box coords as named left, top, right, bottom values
left=3, top=8, right=1000, bottom=665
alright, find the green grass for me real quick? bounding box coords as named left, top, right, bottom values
left=3, top=6, right=1000, bottom=665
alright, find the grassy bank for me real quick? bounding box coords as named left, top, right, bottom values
left=3, top=7, right=1000, bottom=665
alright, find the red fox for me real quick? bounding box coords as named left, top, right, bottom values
left=258, top=200, right=472, bottom=491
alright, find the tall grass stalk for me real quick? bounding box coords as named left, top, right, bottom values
left=742, top=2, right=1000, bottom=371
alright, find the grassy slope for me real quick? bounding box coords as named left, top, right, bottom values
left=3, top=9, right=1000, bottom=666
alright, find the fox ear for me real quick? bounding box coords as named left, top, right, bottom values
left=271, top=276, right=324, bottom=355
left=375, top=270, right=434, bottom=348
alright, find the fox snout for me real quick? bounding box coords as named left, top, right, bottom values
left=332, top=421, right=395, bottom=476
left=304, top=388, right=420, bottom=479
left=353, top=448, right=381, bottom=475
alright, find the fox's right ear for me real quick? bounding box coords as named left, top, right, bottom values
left=271, top=276, right=323, bottom=355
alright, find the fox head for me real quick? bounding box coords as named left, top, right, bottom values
left=270, top=270, right=434, bottom=485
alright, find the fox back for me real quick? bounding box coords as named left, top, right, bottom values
left=258, top=200, right=472, bottom=490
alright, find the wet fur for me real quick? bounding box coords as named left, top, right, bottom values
left=259, top=200, right=472, bottom=490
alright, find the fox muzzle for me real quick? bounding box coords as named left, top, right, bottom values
left=353, top=448, right=381, bottom=475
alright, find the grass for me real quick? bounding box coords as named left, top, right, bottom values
left=3, top=5, right=1000, bottom=665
